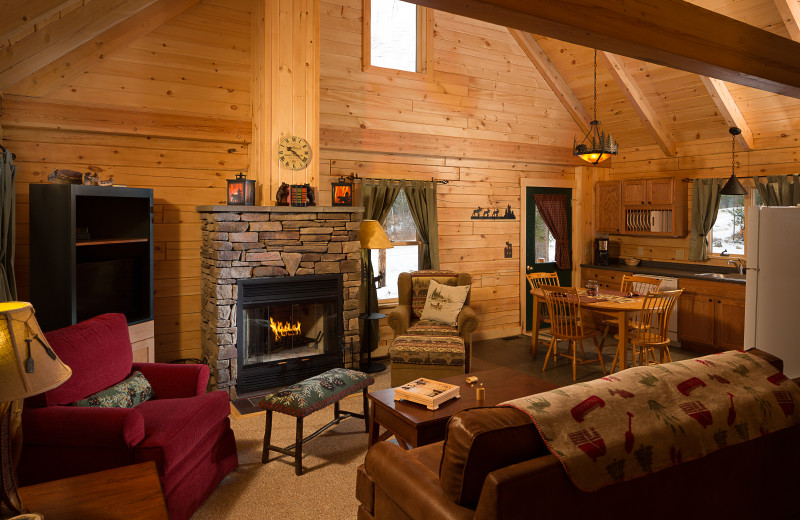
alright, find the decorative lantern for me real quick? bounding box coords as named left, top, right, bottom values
left=227, top=172, right=255, bottom=206
left=290, top=184, right=309, bottom=207
left=331, top=179, right=353, bottom=206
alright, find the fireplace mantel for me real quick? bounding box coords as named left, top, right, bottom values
left=197, top=205, right=364, bottom=398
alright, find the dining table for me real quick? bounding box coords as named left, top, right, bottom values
left=530, top=286, right=645, bottom=371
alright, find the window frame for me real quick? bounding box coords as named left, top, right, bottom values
left=362, top=0, right=434, bottom=81
left=707, top=181, right=757, bottom=259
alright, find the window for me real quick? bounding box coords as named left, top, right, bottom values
left=363, top=0, right=432, bottom=77
left=710, top=194, right=745, bottom=256
left=372, top=191, right=419, bottom=300
left=533, top=206, right=556, bottom=263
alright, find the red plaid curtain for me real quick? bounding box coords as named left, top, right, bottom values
left=533, top=193, right=571, bottom=270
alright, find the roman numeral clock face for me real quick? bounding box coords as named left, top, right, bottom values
left=277, top=136, right=311, bottom=170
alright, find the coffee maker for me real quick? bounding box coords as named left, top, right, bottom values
left=594, top=237, right=609, bottom=265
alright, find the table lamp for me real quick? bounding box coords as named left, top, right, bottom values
left=358, top=220, right=393, bottom=373
left=0, top=302, right=72, bottom=515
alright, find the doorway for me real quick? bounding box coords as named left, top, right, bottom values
left=524, top=186, right=572, bottom=331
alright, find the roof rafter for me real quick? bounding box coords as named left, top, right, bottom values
left=774, top=0, right=800, bottom=42
left=7, top=0, right=204, bottom=97
left=599, top=52, right=676, bottom=157
left=405, top=0, right=800, bottom=99
left=699, top=76, right=754, bottom=150
left=508, top=29, right=591, bottom=134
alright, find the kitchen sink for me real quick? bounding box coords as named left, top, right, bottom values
left=696, top=272, right=746, bottom=280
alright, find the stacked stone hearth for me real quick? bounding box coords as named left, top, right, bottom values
left=197, top=205, right=364, bottom=398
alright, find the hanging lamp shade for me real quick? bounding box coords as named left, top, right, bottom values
left=574, top=50, right=618, bottom=165
left=720, top=127, right=747, bottom=195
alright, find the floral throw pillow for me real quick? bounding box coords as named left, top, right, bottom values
left=420, top=279, right=470, bottom=327
left=74, top=371, right=153, bottom=408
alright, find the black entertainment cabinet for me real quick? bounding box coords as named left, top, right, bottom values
left=30, top=184, right=154, bottom=333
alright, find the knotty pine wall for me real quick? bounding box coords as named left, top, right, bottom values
left=316, top=4, right=580, bottom=350
left=2, top=0, right=252, bottom=362
left=605, top=134, right=800, bottom=268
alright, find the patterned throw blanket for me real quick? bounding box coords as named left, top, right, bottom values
left=503, top=351, right=800, bottom=491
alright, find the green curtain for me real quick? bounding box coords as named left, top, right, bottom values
left=359, top=179, right=401, bottom=352
left=403, top=180, right=439, bottom=270
left=688, top=178, right=722, bottom=261
left=0, top=147, right=17, bottom=302
left=754, top=175, right=800, bottom=206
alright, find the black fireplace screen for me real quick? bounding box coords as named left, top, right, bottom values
left=236, top=274, right=344, bottom=395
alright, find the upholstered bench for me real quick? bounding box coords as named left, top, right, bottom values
left=259, top=367, right=374, bottom=475
left=389, top=334, right=465, bottom=387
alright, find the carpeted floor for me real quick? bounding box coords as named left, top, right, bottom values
left=191, top=335, right=698, bottom=518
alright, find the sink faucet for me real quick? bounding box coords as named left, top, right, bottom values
left=727, top=258, right=744, bottom=274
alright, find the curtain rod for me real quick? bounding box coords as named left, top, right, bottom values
left=337, top=173, right=448, bottom=185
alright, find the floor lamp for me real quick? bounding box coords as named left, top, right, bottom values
left=0, top=302, right=72, bottom=516
left=358, top=220, right=393, bottom=373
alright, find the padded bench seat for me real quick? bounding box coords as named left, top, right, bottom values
left=259, top=368, right=373, bottom=475
left=389, top=335, right=465, bottom=387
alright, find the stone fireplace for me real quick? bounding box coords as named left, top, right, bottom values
left=197, top=205, right=363, bottom=399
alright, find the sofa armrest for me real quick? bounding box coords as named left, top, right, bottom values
left=364, top=442, right=474, bottom=520
left=745, top=348, right=783, bottom=372
left=132, top=362, right=209, bottom=398
left=22, top=406, right=145, bottom=449
left=474, top=454, right=565, bottom=520
left=457, top=305, right=478, bottom=337
left=386, top=305, right=411, bottom=337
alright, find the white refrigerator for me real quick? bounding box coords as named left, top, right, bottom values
left=744, top=205, right=800, bottom=378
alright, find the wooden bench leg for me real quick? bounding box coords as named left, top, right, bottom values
left=334, top=400, right=340, bottom=421
left=362, top=388, right=369, bottom=432
left=262, top=410, right=273, bottom=464
left=295, top=417, right=303, bottom=476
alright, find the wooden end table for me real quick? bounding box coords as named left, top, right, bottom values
left=15, top=461, right=168, bottom=520
left=367, top=366, right=556, bottom=449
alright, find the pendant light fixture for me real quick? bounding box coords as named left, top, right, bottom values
left=573, top=49, right=618, bottom=165
left=719, top=127, right=747, bottom=195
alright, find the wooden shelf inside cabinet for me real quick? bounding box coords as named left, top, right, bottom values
left=77, top=238, right=149, bottom=246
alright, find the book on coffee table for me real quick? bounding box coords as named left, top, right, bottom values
left=393, top=378, right=460, bottom=410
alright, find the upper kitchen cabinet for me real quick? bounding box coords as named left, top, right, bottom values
left=596, top=177, right=688, bottom=237
left=596, top=181, right=622, bottom=234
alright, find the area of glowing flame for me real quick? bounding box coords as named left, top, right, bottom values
left=269, top=316, right=302, bottom=342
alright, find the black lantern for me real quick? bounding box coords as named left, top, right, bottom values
left=331, top=180, right=353, bottom=206
left=227, top=172, right=255, bottom=205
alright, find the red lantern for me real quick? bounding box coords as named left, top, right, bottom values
left=331, top=180, right=353, bottom=206
left=227, top=172, right=255, bottom=205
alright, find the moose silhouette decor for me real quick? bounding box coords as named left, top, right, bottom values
left=471, top=204, right=516, bottom=220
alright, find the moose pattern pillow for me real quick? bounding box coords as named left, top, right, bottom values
left=420, top=279, right=470, bottom=326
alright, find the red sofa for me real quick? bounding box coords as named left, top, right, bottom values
left=19, top=313, right=238, bottom=520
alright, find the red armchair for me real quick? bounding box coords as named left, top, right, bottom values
left=18, top=313, right=238, bottom=520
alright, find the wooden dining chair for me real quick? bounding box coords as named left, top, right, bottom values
left=598, top=274, right=663, bottom=358
left=626, top=289, right=684, bottom=368
left=541, top=285, right=606, bottom=381
left=526, top=272, right=560, bottom=357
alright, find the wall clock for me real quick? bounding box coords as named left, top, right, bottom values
left=277, top=135, right=311, bottom=170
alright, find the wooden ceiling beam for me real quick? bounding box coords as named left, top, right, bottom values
left=508, top=29, right=592, bottom=134
left=0, top=0, right=84, bottom=47
left=774, top=0, right=800, bottom=42
left=600, top=52, right=676, bottom=157
left=699, top=76, right=754, bottom=150
left=405, top=0, right=800, bottom=99
left=0, top=0, right=157, bottom=92
left=7, top=0, right=204, bottom=97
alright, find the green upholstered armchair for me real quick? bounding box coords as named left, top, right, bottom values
left=386, top=270, right=479, bottom=371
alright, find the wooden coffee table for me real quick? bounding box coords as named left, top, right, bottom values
left=16, top=461, right=168, bottom=519
left=367, top=366, right=556, bottom=449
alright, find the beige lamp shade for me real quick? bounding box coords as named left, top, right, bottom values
left=0, top=302, right=72, bottom=402
left=358, top=220, right=394, bottom=250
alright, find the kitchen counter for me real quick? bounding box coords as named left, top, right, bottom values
left=580, top=260, right=746, bottom=284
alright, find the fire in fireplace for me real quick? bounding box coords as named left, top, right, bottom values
left=236, top=274, right=344, bottom=395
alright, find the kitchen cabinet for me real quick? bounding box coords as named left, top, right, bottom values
left=678, top=278, right=745, bottom=352
left=596, top=177, right=687, bottom=237
left=595, top=181, right=622, bottom=233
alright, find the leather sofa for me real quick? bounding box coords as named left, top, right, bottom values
left=19, top=313, right=238, bottom=520
left=356, top=350, right=800, bottom=520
